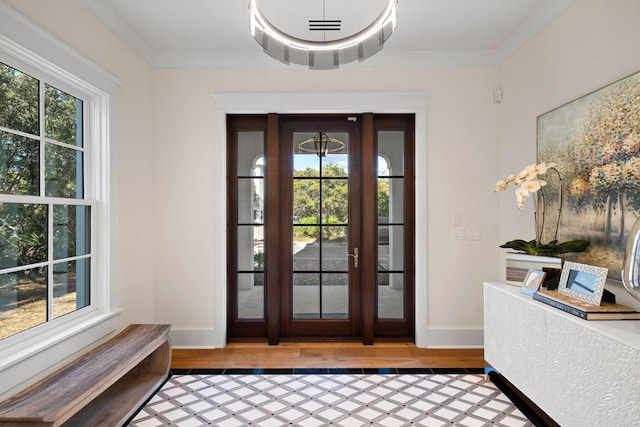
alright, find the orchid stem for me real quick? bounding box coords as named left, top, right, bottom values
left=552, top=167, right=562, bottom=242
left=536, top=166, right=562, bottom=245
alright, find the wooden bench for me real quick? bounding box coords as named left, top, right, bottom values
left=0, top=324, right=171, bottom=427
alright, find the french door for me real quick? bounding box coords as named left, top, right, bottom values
left=227, top=113, right=414, bottom=344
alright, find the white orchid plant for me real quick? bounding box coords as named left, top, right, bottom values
left=495, top=161, right=590, bottom=256
left=495, top=162, right=556, bottom=209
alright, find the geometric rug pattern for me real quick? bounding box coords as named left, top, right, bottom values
left=127, top=370, right=533, bottom=427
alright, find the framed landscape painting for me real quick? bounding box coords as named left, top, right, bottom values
left=537, top=71, right=640, bottom=280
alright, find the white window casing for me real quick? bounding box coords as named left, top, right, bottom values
left=0, top=3, right=121, bottom=400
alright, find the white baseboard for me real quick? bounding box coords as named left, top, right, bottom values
left=417, top=328, right=484, bottom=349
left=170, top=328, right=225, bottom=349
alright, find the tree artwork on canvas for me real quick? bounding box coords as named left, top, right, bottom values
left=537, top=70, right=640, bottom=280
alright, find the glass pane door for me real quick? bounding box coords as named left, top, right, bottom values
left=236, top=131, right=265, bottom=319
left=292, top=132, right=350, bottom=319
left=377, top=131, right=405, bottom=319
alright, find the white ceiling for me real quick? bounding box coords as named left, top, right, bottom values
left=81, top=0, right=576, bottom=68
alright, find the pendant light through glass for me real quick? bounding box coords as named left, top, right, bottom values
left=298, top=132, right=345, bottom=157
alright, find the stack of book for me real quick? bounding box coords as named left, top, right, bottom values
left=533, top=289, right=640, bottom=320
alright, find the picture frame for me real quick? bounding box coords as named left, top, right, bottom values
left=520, top=269, right=546, bottom=296
left=558, top=261, right=608, bottom=305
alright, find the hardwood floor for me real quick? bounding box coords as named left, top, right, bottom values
left=171, top=342, right=485, bottom=369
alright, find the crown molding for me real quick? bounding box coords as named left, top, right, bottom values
left=81, top=0, right=576, bottom=69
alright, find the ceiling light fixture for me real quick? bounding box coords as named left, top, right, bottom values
left=248, top=0, right=398, bottom=70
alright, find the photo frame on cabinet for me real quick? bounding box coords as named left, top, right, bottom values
left=520, top=269, right=546, bottom=296
left=558, top=261, right=608, bottom=305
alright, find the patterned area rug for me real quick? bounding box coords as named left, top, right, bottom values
left=128, top=369, right=533, bottom=427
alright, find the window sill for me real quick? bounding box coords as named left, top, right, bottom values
left=0, top=309, right=122, bottom=400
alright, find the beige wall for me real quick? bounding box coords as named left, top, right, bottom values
left=3, top=0, right=157, bottom=328
left=498, top=0, right=640, bottom=307
left=152, top=67, right=500, bottom=346
left=2, top=0, right=638, bottom=349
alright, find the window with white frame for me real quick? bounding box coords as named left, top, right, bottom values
left=0, top=60, right=93, bottom=340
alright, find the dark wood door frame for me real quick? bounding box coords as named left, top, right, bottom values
left=265, top=113, right=280, bottom=345
left=372, top=114, right=415, bottom=340
left=227, top=113, right=415, bottom=345
left=226, top=114, right=269, bottom=339
left=361, top=113, right=376, bottom=345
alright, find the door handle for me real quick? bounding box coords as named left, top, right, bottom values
left=348, top=246, right=359, bottom=269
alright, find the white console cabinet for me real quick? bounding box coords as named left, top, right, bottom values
left=484, top=282, right=640, bottom=427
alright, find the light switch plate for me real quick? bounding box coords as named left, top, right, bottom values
left=452, top=226, right=466, bottom=240
left=467, top=227, right=481, bottom=240
left=452, top=213, right=463, bottom=227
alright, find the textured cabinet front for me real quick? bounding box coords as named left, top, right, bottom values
left=484, top=282, right=640, bottom=427
left=484, top=285, right=546, bottom=399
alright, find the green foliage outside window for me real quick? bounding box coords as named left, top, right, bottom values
left=0, top=64, right=40, bottom=195
left=0, top=61, right=90, bottom=340
left=0, top=63, right=39, bottom=135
